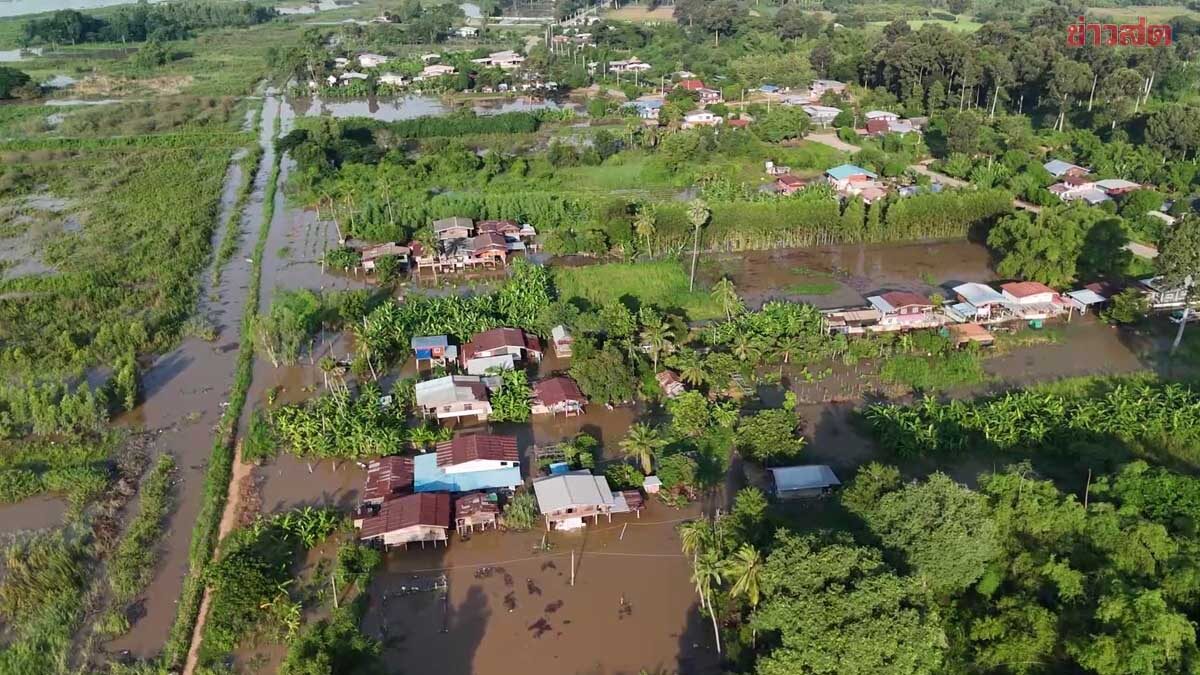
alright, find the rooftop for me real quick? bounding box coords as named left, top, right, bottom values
left=414, top=452, right=521, bottom=493
left=770, top=465, right=841, bottom=492
left=826, top=164, right=877, bottom=181
left=435, top=434, right=519, bottom=467
left=1001, top=281, right=1057, bottom=298
left=414, top=375, right=487, bottom=407
left=433, top=216, right=473, bottom=232
left=359, top=492, right=450, bottom=538
left=533, top=376, right=586, bottom=407
left=953, top=282, right=1007, bottom=306
left=533, top=471, right=613, bottom=512
left=362, top=456, right=414, bottom=503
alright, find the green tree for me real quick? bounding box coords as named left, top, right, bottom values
left=634, top=207, right=657, bottom=258
left=687, top=199, right=710, bottom=292
left=1158, top=216, right=1200, bottom=353
left=751, top=532, right=947, bottom=675
left=489, top=369, right=531, bottom=423
left=0, top=66, right=32, bottom=99
left=711, top=277, right=743, bottom=321
left=620, top=423, right=666, bottom=475
left=736, top=409, right=804, bottom=465
left=668, top=391, right=712, bottom=438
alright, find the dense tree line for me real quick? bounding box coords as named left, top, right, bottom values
left=21, top=2, right=276, bottom=45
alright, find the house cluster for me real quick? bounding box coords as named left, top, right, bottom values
left=412, top=216, right=538, bottom=275
left=1044, top=159, right=1141, bottom=206
left=764, top=79, right=849, bottom=125
left=764, top=160, right=807, bottom=195
left=603, top=56, right=652, bottom=74
left=825, top=163, right=889, bottom=203
left=411, top=326, right=584, bottom=422
left=550, top=31, right=594, bottom=49
left=470, top=50, right=525, bottom=71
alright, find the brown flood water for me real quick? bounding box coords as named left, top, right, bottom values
left=0, top=494, right=69, bottom=534
left=104, top=92, right=284, bottom=659
left=699, top=239, right=997, bottom=309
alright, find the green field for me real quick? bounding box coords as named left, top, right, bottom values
left=1086, top=4, right=1200, bottom=21
left=553, top=260, right=724, bottom=320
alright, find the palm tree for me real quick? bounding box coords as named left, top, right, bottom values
left=711, top=277, right=743, bottom=321
left=640, top=320, right=674, bottom=372
left=722, top=544, right=763, bottom=646
left=634, top=207, right=657, bottom=258
left=693, top=549, right=724, bottom=654
left=620, top=423, right=665, bottom=475
left=674, top=349, right=708, bottom=387
left=678, top=519, right=715, bottom=558
left=731, top=333, right=762, bottom=362
left=687, top=198, right=710, bottom=292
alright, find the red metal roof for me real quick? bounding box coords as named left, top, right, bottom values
left=678, top=79, right=705, bottom=91
left=1000, top=281, right=1057, bottom=298
left=435, top=434, right=520, bottom=467
left=455, top=492, right=500, bottom=519
left=880, top=291, right=931, bottom=309
left=471, top=232, right=508, bottom=252
left=775, top=174, right=805, bottom=187
left=359, top=492, right=450, bottom=538
left=865, top=119, right=890, bottom=134
left=476, top=219, right=520, bottom=235
left=727, top=118, right=750, bottom=127
left=533, top=376, right=585, bottom=407
left=362, top=456, right=414, bottom=503
left=464, top=327, right=541, bottom=360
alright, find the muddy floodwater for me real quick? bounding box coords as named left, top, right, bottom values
left=0, top=494, right=69, bottom=534
left=358, top=500, right=719, bottom=675
left=701, top=239, right=997, bottom=309
left=285, top=94, right=579, bottom=123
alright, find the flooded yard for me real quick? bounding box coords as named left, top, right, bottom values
left=285, top=93, right=579, bottom=123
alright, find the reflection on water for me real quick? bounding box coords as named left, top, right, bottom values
left=0, top=47, right=42, bottom=62
left=288, top=94, right=578, bottom=122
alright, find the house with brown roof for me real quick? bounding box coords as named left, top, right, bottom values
left=469, top=232, right=509, bottom=265
left=361, top=456, right=414, bottom=506
left=455, top=492, right=499, bottom=534
left=531, top=376, right=587, bottom=416
left=1000, top=281, right=1066, bottom=319
left=358, top=492, right=451, bottom=549
left=476, top=219, right=522, bottom=238
left=433, top=216, right=474, bottom=241
left=866, top=291, right=937, bottom=328
left=656, top=371, right=686, bottom=398
left=435, top=434, right=520, bottom=474
left=462, top=327, right=543, bottom=369
left=775, top=174, right=806, bottom=195
left=360, top=242, right=411, bottom=271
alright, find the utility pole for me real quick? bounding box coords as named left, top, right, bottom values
left=570, top=549, right=576, bottom=586
left=1172, top=275, right=1195, bottom=355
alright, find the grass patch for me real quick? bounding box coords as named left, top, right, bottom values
left=1086, top=5, right=1200, bottom=22
left=553, top=261, right=724, bottom=320
left=0, top=531, right=89, bottom=673
left=880, top=351, right=987, bottom=392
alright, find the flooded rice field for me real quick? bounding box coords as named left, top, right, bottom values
left=103, top=93, right=283, bottom=659
left=284, top=93, right=578, bottom=122
left=700, top=239, right=996, bottom=309
left=0, top=494, right=69, bottom=534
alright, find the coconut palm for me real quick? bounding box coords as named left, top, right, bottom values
left=693, top=549, right=724, bottom=654
left=620, top=423, right=666, bottom=475
left=640, top=320, right=675, bottom=372
left=723, top=544, right=763, bottom=645
left=673, top=349, right=708, bottom=387
left=678, top=519, right=716, bottom=558
left=711, top=277, right=743, bottom=321
left=634, top=207, right=657, bottom=258
left=687, top=198, right=710, bottom=292
left=731, top=332, right=763, bottom=362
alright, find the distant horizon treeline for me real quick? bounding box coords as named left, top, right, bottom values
left=20, top=1, right=276, bottom=46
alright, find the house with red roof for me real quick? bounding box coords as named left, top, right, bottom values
left=866, top=291, right=938, bottom=328
left=462, top=327, right=543, bottom=368
left=774, top=174, right=806, bottom=195
left=469, top=232, right=509, bottom=265
left=455, top=492, right=500, bottom=535
left=476, top=219, right=522, bottom=238
left=357, top=492, right=450, bottom=549
left=531, top=376, right=587, bottom=416
left=361, top=456, right=414, bottom=506
left=435, top=434, right=520, bottom=474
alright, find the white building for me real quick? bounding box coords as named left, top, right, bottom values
left=358, top=53, right=389, bottom=69
left=681, top=111, right=722, bottom=129
left=472, top=50, right=525, bottom=70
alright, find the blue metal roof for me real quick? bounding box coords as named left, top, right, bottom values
left=759, top=84, right=780, bottom=93
left=825, top=164, right=877, bottom=180
left=412, top=452, right=522, bottom=493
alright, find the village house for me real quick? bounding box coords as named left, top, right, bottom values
left=1043, top=159, right=1088, bottom=179
left=472, top=50, right=525, bottom=70
left=358, top=53, right=389, bottom=69
left=1095, top=178, right=1141, bottom=196
left=825, top=164, right=887, bottom=202
left=608, top=57, right=651, bottom=73
left=361, top=456, right=414, bottom=506
left=476, top=219, right=522, bottom=238
left=677, top=79, right=722, bottom=104
left=551, top=325, right=573, bottom=358
left=802, top=104, right=841, bottom=126
left=656, top=370, right=686, bottom=398
left=414, top=375, right=492, bottom=421
left=358, top=492, right=451, bottom=549
left=809, top=79, right=846, bottom=99
left=455, top=25, right=479, bottom=38
left=863, top=114, right=917, bottom=136
left=774, top=174, right=806, bottom=195
left=531, top=376, right=587, bottom=416
left=465, top=353, right=515, bottom=376
left=413, top=434, right=522, bottom=493
left=411, top=335, right=457, bottom=367
left=433, top=216, right=474, bottom=241
left=950, top=282, right=1010, bottom=321
left=418, top=64, right=457, bottom=80
left=455, top=492, right=499, bottom=535
left=866, top=291, right=939, bottom=328
left=468, top=232, right=509, bottom=266
left=626, top=98, right=663, bottom=121
left=462, top=327, right=543, bottom=368
left=821, top=306, right=883, bottom=335
left=681, top=110, right=722, bottom=129
left=379, top=73, right=408, bottom=87
left=421, top=53, right=441, bottom=63
left=360, top=242, right=410, bottom=271
left=726, top=117, right=751, bottom=129
left=1000, top=281, right=1066, bottom=320
left=532, top=470, right=616, bottom=530
left=769, top=465, right=841, bottom=499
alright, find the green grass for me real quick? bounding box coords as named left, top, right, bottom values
left=880, top=351, right=988, bottom=392
left=1086, top=5, right=1200, bottom=22
left=553, top=260, right=724, bottom=320
left=555, top=152, right=677, bottom=193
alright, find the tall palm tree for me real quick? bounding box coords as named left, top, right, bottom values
left=640, top=319, right=675, bottom=372
left=687, top=198, right=710, bottom=292
left=678, top=519, right=715, bottom=558
left=722, top=544, right=763, bottom=645
left=693, top=549, right=724, bottom=654
left=634, top=208, right=657, bottom=258
left=620, top=423, right=665, bottom=475
left=731, top=332, right=762, bottom=363
left=674, top=349, right=708, bottom=387
left=711, top=277, right=743, bottom=321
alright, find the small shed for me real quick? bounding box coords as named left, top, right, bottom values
left=455, top=492, right=499, bottom=535
left=769, top=465, right=841, bottom=499
left=948, top=323, right=995, bottom=348
left=656, top=371, right=686, bottom=398
left=551, top=325, right=573, bottom=358
left=642, top=475, right=663, bottom=494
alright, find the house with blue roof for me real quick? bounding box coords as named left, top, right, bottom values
left=825, top=164, right=888, bottom=203
left=625, top=97, right=663, bottom=121
left=413, top=434, right=523, bottom=493
left=411, top=335, right=457, bottom=367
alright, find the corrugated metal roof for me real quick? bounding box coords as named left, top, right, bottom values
left=770, top=465, right=841, bottom=492
left=953, top=282, right=1006, bottom=306
left=359, top=492, right=450, bottom=539
left=533, top=471, right=613, bottom=512
left=435, top=434, right=519, bottom=467
left=414, top=452, right=522, bottom=493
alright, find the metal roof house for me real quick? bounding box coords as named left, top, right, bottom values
left=532, top=471, right=615, bottom=530
left=358, top=492, right=451, bottom=549
left=413, top=452, right=521, bottom=493
left=769, top=465, right=841, bottom=499
left=361, top=456, right=414, bottom=506
left=825, top=164, right=877, bottom=182
left=411, top=335, right=457, bottom=366
left=531, top=376, right=586, bottom=416
left=432, top=216, right=474, bottom=240
left=414, top=375, right=491, bottom=421
left=1043, top=159, right=1088, bottom=178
